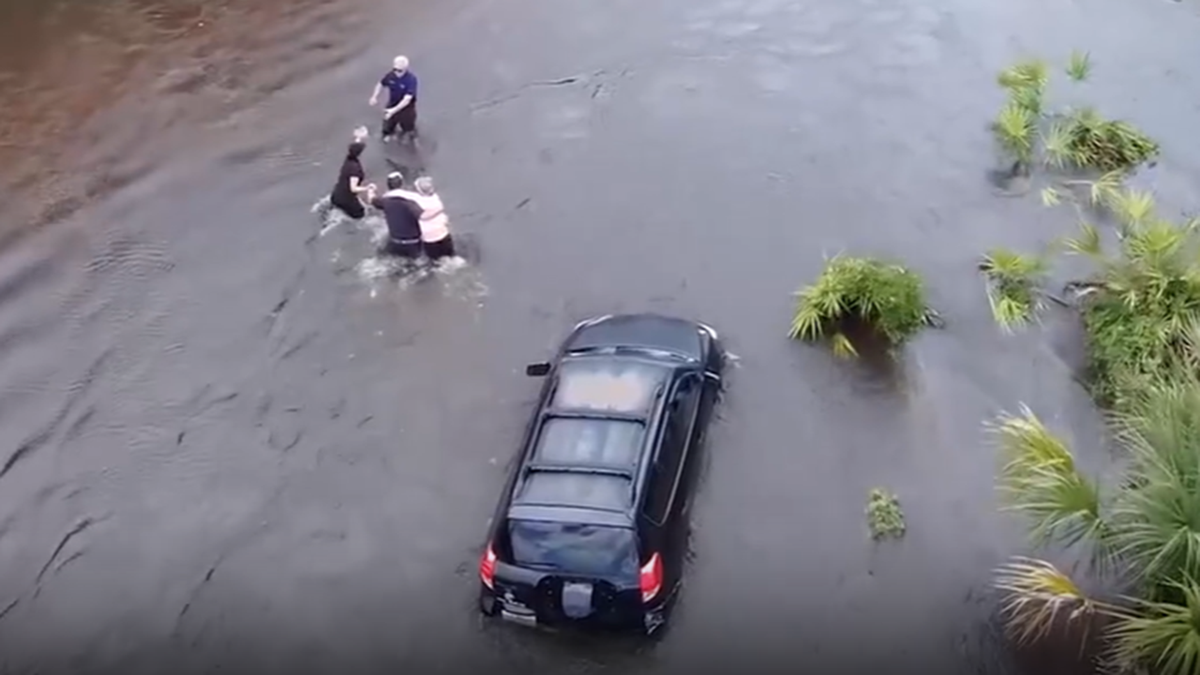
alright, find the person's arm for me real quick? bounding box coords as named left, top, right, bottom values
left=369, top=81, right=383, bottom=107
left=385, top=94, right=412, bottom=117
left=349, top=166, right=369, bottom=194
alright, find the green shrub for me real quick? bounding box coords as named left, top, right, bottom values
left=1065, top=213, right=1200, bottom=407
left=991, top=381, right=1200, bottom=675
left=789, top=255, right=931, bottom=358
left=866, top=488, right=906, bottom=540
left=979, top=248, right=1051, bottom=331
left=992, top=53, right=1158, bottom=175
left=1054, top=108, right=1160, bottom=173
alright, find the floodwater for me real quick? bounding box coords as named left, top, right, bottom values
left=1, top=0, right=1199, bottom=672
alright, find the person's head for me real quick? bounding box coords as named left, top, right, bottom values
left=414, top=176, right=436, bottom=196
left=352, top=125, right=369, bottom=142
left=346, top=141, right=365, bottom=160
left=392, top=55, right=409, bottom=73
left=386, top=171, right=404, bottom=191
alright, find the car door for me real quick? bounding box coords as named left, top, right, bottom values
left=651, top=373, right=702, bottom=594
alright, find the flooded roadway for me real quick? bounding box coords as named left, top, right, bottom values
left=2, top=0, right=1200, bottom=672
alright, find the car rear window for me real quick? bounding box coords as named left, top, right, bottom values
left=532, top=418, right=644, bottom=469
left=516, top=472, right=633, bottom=510
left=508, top=519, right=639, bottom=580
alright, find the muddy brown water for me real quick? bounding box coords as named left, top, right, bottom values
left=2, top=0, right=1200, bottom=672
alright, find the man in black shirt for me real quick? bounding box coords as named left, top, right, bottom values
left=367, top=172, right=423, bottom=259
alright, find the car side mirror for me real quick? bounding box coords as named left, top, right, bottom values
left=525, top=362, right=551, bottom=377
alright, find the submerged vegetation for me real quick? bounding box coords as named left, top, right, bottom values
left=775, top=46, right=1182, bottom=674
left=788, top=255, right=937, bottom=358
left=982, top=54, right=1197, bottom=675
left=990, top=381, right=1200, bottom=675
left=866, top=489, right=906, bottom=541
left=978, top=248, right=1052, bottom=331
left=982, top=184, right=1200, bottom=407
left=993, top=54, right=1159, bottom=178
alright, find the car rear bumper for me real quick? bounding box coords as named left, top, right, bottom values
left=479, top=585, right=665, bottom=635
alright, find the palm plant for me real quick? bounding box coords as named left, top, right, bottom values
left=979, top=248, right=1052, bottom=331
left=992, top=53, right=1157, bottom=177
left=990, top=385, right=1200, bottom=674
left=1061, top=195, right=1200, bottom=406
left=788, top=255, right=933, bottom=358
left=994, top=58, right=1047, bottom=177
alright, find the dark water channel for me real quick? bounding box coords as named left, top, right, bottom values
left=2, top=0, right=1200, bottom=672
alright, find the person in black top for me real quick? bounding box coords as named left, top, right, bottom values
left=330, top=140, right=369, bottom=219
left=366, top=172, right=423, bottom=259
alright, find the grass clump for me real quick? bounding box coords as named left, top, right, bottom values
left=993, top=52, right=1158, bottom=177
left=989, top=385, right=1200, bottom=675
left=979, top=248, right=1051, bottom=331
left=866, top=488, right=906, bottom=540
left=789, top=255, right=934, bottom=358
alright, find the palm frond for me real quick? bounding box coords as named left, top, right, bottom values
left=990, top=407, right=1108, bottom=552
left=1109, top=189, right=1158, bottom=230
left=1041, top=186, right=1063, bottom=207
left=1109, top=379, right=1200, bottom=591
left=1107, top=579, right=1200, bottom=675
left=1090, top=170, right=1128, bottom=208
left=1065, top=222, right=1106, bottom=260
left=830, top=332, right=858, bottom=359
left=1043, top=122, right=1074, bottom=170
left=994, top=557, right=1115, bottom=646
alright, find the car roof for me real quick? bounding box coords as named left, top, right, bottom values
left=508, top=355, right=678, bottom=522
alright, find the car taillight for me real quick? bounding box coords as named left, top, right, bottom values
left=480, top=543, right=497, bottom=589
left=640, top=553, right=663, bottom=602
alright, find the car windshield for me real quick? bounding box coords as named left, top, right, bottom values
left=507, top=519, right=639, bottom=580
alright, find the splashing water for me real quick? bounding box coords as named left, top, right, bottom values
left=311, top=195, right=355, bottom=238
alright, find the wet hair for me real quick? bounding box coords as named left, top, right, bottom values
left=346, top=141, right=365, bottom=160
left=412, top=176, right=435, bottom=196
left=386, top=171, right=404, bottom=191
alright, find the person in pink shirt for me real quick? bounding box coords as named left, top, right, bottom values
left=387, top=176, right=456, bottom=261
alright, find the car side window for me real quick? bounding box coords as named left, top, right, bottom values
left=642, top=375, right=701, bottom=525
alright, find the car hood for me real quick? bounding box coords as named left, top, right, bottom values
left=566, top=314, right=704, bottom=360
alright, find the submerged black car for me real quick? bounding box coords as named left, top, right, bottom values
left=478, top=313, right=724, bottom=635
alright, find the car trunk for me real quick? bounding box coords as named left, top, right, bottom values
left=494, top=519, right=643, bottom=628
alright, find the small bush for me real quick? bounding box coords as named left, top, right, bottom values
left=789, top=255, right=931, bottom=358
left=866, top=488, right=906, bottom=540
left=1064, top=203, right=1200, bottom=406
left=979, top=248, right=1050, bottom=331
left=992, top=53, right=1158, bottom=176
left=1058, top=108, right=1159, bottom=173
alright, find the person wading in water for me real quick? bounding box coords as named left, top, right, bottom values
left=329, top=137, right=370, bottom=219
left=385, top=176, right=456, bottom=262
left=368, top=56, right=419, bottom=144
left=366, top=172, right=424, bottom=261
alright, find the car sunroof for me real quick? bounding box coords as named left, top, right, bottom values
left=532, top=417, right=644, bottom=469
